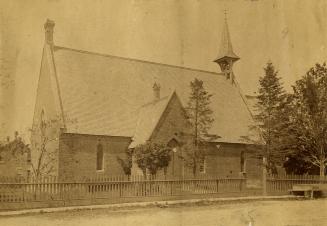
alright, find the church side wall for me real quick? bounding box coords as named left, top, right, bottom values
left=58, top=133, right=131, bottom=181
left=205, top=142, right=262, bottom=179
left=205, top=143, right=244, bottom=178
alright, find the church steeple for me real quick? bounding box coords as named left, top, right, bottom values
left=214, top=11, right=240, bottom=82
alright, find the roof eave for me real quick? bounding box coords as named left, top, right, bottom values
left=214, top=55, right=240, bottom=63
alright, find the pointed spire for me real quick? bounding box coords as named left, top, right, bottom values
left=213, top=10, right=240, bottom=82
left=214, top=11, right=239, bottom=62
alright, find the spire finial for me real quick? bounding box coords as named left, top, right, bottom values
left=44, top=19, right=55, bottom=45
left=153, top=82, right=161, bottom=101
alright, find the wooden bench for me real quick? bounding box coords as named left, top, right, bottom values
left=290, top=184, right=321, bottom=199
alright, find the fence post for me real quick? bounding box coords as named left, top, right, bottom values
left=119, top=182, right=122, bottom=197
left=262, top=157, right=267, bottom=196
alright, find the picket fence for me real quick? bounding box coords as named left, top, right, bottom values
left=1, top=174, right=326, bottom=209
left=267, top=174, right=327, bottom=194
left=0, top=175, right=246, bottom=205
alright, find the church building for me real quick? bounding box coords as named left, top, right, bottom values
left=30, top=18, right=261, bottom=182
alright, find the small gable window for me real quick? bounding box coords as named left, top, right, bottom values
left=96, top=144, right=104, bottom=171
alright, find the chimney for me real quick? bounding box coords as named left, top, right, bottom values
left=153, top=82, right=161, bottom=101
left=44, top=19, right=55, bottom=45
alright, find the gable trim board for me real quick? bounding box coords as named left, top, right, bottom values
left=49, top=44, right=67, bottom=128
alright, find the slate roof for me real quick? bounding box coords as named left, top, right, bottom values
left=52, top=46, right=257, bottom=144
left=130, top=93, right=173, bottom=148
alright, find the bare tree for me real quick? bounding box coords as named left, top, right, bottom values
left=30, top=113, right=61, bottom=178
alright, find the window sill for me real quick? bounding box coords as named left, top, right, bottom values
left=96, top=170, right=104, bottom=173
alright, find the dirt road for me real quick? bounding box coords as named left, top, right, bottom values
left=1, top=199, right=327, bottom=226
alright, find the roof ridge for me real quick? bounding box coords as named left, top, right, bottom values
left=129, top=92, right=176, bottom=148
left=140, top=95, right=170, bottom=108
left=53, top=45, right=224, bottom=76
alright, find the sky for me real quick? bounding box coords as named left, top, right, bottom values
left=0, top=0, right=327, bottom=141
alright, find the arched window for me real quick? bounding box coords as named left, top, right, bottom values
left=167, top=138, right=180, bottom=176
left=96, top=144, right=104, bottom=171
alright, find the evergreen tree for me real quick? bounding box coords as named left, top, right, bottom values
left=184, top=78, right=217, bottom=176
left=254, top=62, right=286, bottom=174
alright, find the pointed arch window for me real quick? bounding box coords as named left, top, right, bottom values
left=167, top=138, right=180, bottom=176
left=96, top=144, right=104, bottom=171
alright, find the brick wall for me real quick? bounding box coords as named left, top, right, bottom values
left=150, top=94, right=192, bottom=145
left=202, top=142, right=262, bottom=179
left=204, top=143, right=242, bottom=177
left=58, top=133, right=131, bottom=181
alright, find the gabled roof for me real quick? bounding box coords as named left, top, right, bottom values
left=48, top=45, right=257, bottom=144
left=130, top=92, right=174, bottom=148
left=214, top=19, right=240, bottom=62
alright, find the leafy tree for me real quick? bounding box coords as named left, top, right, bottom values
left=134, top=141, right=171, bottom=178
left=253, top=62, right=287, bottom=174
left=283, top=63, right=327, bottom=177
left=283, top=155, right=319, bottom=175
left=0, top=132, right=30, bottom=157
left=184, top=78, right=217, bottom=177
left=0, top=132, right=31, bottom=177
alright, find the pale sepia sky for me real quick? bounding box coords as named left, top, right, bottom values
left=1, top=0, right=327, bottom=140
